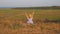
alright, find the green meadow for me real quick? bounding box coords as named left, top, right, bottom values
left=0, top=9, right=60, bottom=20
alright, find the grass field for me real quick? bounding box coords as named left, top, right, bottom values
left=0, top=8, right=60, bottom=34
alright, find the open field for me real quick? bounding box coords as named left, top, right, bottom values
left=0, top=8, right=60, bottom=34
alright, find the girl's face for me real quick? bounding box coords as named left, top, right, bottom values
left=29, top=14, right=32, bottom=18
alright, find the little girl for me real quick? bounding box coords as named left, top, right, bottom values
left=25, top=12, right=34, bottom=24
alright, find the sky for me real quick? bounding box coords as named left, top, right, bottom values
left=0, top=0, right=60, bottom=7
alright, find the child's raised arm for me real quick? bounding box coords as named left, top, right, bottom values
left=25, top=12, right=28, bottom=18
left=32, top=11, right=35, bottom=18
